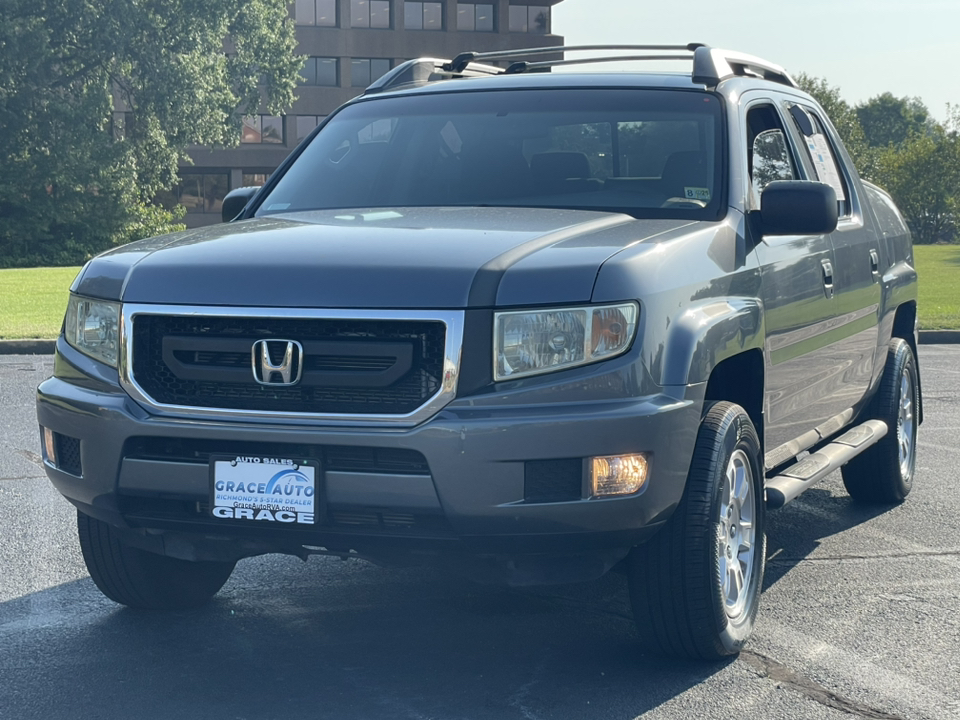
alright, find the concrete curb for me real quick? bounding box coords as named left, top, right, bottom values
left=918, top=330, right=960, bottom=345
left=1, top=330, right=958, bottom=356
left=0, top=339, right=56, bottom=355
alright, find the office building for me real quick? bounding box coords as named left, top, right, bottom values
left=175, top=0, right=565, bottom=227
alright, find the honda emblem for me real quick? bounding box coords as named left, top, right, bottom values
left=252, top=339, right=303, bottom=386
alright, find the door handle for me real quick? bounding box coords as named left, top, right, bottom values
left=869, top=248, right=880, bottom=277
left=821, top=259, right=834, bottom=298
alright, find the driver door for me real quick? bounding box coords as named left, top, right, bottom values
left=745, top=100, right=840, bottom=468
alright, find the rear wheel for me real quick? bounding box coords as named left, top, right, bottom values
left=629, top=402, right=766, bottom=660
left=842, top=339, right=918, bottom=504
left=77, top=510, right=235, bottom=610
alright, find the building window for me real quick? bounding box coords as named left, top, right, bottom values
left=242, top=115, right=284, bottom=144
left=405, top=2, right=442, bottom=30
left=457, top=3, right=494, bottom=31
left=295, top=0, right=337, bottom=26
left=358, top=118, right=397, bottom=144
left=509, top=5, right=550, bottom=34
left=351, top=0, right=390, bottom=28
left=351, top=58, right=392, bottom=87
left=300, top=57, right=339, bottom=86
left=168, top=173, right=230, bottom=214
left=240, top=115, right=283, bottom=145
left=296, top=115, right=327, bottom=143
left=242, top=173, right=271, bottom=187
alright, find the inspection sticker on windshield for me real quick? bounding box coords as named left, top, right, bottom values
left=684, top=187, right=711, bottom=202
left=210, top=456, right=319, bottom=525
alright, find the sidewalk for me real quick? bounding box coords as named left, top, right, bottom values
left=3, top=331, right=958, bottom=355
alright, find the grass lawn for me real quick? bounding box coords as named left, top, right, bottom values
left=0, top=246, right=956, bottom=339
left=915, top=245, right=960, bottom=330
left=0, top=266, right=81, bottom=339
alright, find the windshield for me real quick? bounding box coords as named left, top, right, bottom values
left=257, top=88, right=725, bottom=219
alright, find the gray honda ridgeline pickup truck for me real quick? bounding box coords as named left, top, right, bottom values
left=38, top=45, right=921, bottom=659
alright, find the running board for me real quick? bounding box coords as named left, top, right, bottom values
left=765, top=419, right=888, bottom=509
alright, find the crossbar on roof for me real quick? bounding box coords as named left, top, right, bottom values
left=445, top=44, right=704, bottom=74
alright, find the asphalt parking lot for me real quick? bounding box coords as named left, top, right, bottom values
left=1, top=346, right=958, bottom=720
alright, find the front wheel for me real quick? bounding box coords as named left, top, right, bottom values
left=629, top=401, right=766, bottom=660
left=77, top=510, right=236, bottom=610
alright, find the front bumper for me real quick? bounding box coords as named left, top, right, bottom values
left=37, top=341, right=703, bottom=582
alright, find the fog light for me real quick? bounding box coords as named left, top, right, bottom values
left=591, top=453, right=649, bottom=497
left=42, top=426, right=56, bottom=465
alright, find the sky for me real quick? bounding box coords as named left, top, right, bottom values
left=553, top=0, right=958, bottom=121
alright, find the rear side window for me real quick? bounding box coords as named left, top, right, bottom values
left=787, top=104, right=851, bottom=216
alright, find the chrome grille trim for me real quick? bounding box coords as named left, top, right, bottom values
left=119, top=304, right=464, bottom=427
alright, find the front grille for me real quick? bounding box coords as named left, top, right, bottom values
left=123, top=437, right=431, bottom=475
left=330, top=511, right=418, bottom=528
left=524, top=459, right=584, bottom=503
left=131, top=315, right=446, bottom=415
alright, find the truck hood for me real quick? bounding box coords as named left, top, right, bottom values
left=76, top=208, right=695, bottom=308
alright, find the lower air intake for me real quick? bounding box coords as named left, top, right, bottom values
left=524, top=459, right=583, bottom=503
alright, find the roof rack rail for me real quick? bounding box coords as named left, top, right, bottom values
left=364, top=44, right=797, bottom=95
left=692, top=47, right=796, bottom=88
left=364, top=57, right=503, bottom=95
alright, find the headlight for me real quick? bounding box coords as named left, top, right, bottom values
left=64, top=295, right=121, bottom=367
left=494, top=302, right=638, bottom=380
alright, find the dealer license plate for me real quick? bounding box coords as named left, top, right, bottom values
left=210, top=456, right=320, bottom=525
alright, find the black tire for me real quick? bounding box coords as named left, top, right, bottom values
left=841, top=338, right=919, bottom=504
left=77, top=510, right=236, bottom=610
left=629, top=402, right=766, bottom=660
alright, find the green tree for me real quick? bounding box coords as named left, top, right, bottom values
left=855, top=92, right=933, bottom=149
left=872, top=107, right=960, bottom=244
left=0, top=0, right=302, bottom=267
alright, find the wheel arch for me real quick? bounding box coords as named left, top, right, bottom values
left=660, top=298, right=764, bottom=388
left=654, top=296, right=766, bottom=458
left=703, top=349, right=765, bottom=452
left=891, top=300, right=923, bottom=425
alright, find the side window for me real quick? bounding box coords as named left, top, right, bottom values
left=752, top=130, right=795, bottom=194
left=787, top=104, right=851, bottom=217
left=746, top=104, right=797, bottom=206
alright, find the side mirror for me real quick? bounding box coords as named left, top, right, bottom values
left=760, top=181, right=838, bottom=236
left=221, top=186, right=260, bottom=223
